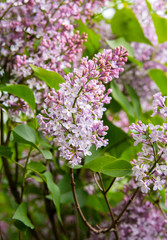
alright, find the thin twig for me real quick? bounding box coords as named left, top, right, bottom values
left=70, top=168, right=115, bottom=234
left=97, top=173, right=120, bottom=240
left=109, top=187, right=139, bottom=231
left=93, top=172, right=103, bottom=191
left=105, top=178, right=116, bottom=194
left=73, top=203, right=80, bottom=240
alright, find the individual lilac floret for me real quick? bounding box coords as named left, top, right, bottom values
left=130, top=94, right=167, bottom=193
left=37, top=47, right=128, bottom=167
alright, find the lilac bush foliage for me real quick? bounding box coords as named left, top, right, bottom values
left=126, top=0, right=167, bottom=110
left=130, top=92, right=167, bottom=193
left=37, top=47, right=128, bottom=166
left=101, top=0, right=167, bottom=111
left=1, top=1, right=167, bottom=239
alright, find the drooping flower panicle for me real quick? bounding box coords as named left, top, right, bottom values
left=37, top=47, right=128, bottom=166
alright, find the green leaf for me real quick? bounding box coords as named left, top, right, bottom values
left=146, top=0, right=167, bottom=43
left=159, top=187, right=166, bottom=203
left=30, top=65, right=65, bottom=91
left=148, top=69, right=167, bottom=96
left=107, top=191, right=124, bottom=207
left=58, top=174, right=88, bottom=207
left=101, top=160, right=132, bottom=177
left=106, top=37, right=134, bottom=57
left=120, top=145, right=140, bottom=162
left=103, top=115, right=132, bottom=158
left=0, top=146, right=13, bottom=159
left=84, top=145, right=104, bottom=164
left=42, top=172, right=61, bottom=222
left=110, top=81, right=135, bottom=120
left=27, top=161, right=46, bottom=173
left=12, top=124, right=37, bottom=147
left=12, top=124, right=53, bottom=160
left=84, top=156, right=117, bottom=172
left=111, top=7, right=152, bottom=45
left=39, top=149, right=52, bottom=160
left=128, top=56, right=143, bottom=67
left=13, top=202, right=34, bottom=229
left=84, top=156, right=132, bottom=177
left=86, top=195, right=108, bottom=213
left=77, top=20, right=101, bottom=58
left=0, top=85, right=36, bottom=110
left=125, top=84, right=142, bottom=119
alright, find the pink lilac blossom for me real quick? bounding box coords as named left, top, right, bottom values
left=130, top=92, right=167, bottom=193
left=0, top=0, right=106, bottom=120
left=116, top=190, right=167, bottom=240
left=86, top=188, right=167, bottom=240
left=0, top=94, right=33, bottom=122
left=37, top=47, right=128, bottom=166
left=0, top=0, right=105, bottom=77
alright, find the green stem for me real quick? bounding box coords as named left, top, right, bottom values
left=20, top=146, right=33, bottom=201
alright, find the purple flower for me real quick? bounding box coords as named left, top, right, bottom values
left=37, top=47, right=128, bottom=166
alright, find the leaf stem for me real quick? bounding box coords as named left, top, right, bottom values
left=105, top=177, right=116, bottom=194
left=93, top=172, right=103, bottom=191
left=20, top=146, right=33, bottom=201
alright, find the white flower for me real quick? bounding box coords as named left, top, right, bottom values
left=153, top=176, right=165, bottom=191
left=133, top=164, right=148, bottom=181
left=137, top=180, right=150, bottom=193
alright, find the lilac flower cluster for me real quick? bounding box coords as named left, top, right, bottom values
left=116, top=191, right=167, bottom=240
left=130, top=92, right=167, bottom=193
left=1, top=95, right=33, bottom=121
left=0, top=0, right=105, bottom=77
left=37, top=47, right=128, bottom=166
left=0, top=0, right=106, bottom=120
left=86, top=189, right=167, bottom=240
